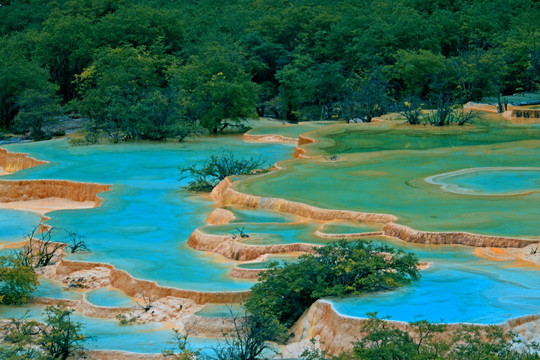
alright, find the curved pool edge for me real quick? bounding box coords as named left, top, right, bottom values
left=212, top=177, right=540, bottom=249
left=292, top=299, right=540, bottom=356
left=425, top=167, right=540, bottom=196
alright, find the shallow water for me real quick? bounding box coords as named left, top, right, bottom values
left=0, top=304, right=221, bottom=353
left=195, top=303, right=245, bottom=318
left=86, top=288, right=135, bottom=307
left=315, top=119, right=540, bottom=155
left=331, top=251, right=540, bottom=324
left=427, top=167, right=540, bottom=196
left=1, top=120, right=539, bottom=350
left=233, top=119, right=540, bottom=323
left=0, top=209, right=42, bottom=242
left=227, top=207, right=297, bottom=224
left=237, top=133, right=540, bottom=237
left=321, top=222, right=382, bottom=234
left=4, top=137, right=293, bottom=290
left=200, top=221, right=323, bottom=245
left=33, top=279, right=83, bottom=300
left=247, top=121, right=332, bottom=138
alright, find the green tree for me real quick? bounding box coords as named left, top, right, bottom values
left=96, top=5, right=184, bottom=55
left=448, top=325, right=539, bottom=360
left=448, top=48, right=506, bottom=102
left=14, top=88, right=62, bottom=140
left=351, top=315, right=447, bottom=360
left=0, top=0, right=52, bottom=34
left=0, top=251, right=38, bottom=305
left=2, top=306, right=87, bottom=360
left=387, top=49, right=446, bottom=99
left=0, top=345, right=40, bottom=360
left=39, top=306, right=86, bottom=360
left=179, top=150, right=266, bottom=192
left=212, top=310, right=287, bottom=360
left=245, top=241, right=419, bottom=329
left=340, top=70, right=390, bottom=122
left=275, top=53, right=313, bottom=121
left=304, top=62, right=346, bottom=119
left=169, top=45, right=258, bottom=133
left=0, top=38, right=52, bottom=129
left=35, top=14, right=95, bottom=102
left=76, top=46, right=170, bottom=142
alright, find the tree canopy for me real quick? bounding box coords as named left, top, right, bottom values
left=245, top=241, right=420, bottom=329
left=1, top=0, right=539, bottom=138
left=0, top=251, right=38, bottom=305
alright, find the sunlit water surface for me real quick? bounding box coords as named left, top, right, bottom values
left=1, top=120, right=539, bottom=350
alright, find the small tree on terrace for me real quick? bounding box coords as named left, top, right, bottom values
left=211, top=309, right=287, bottom=360
left=23, top=226, right=64, bottom=268
left=245, top=241, right=420, bottom=329
left=0, top=251, right=38, bottom=305
left=179, top=149, right=266, bottom=192
left=400, top=99, right=423, bottom=125
left=2, top=306, right=87, bottom=360
left=39, top=306, right=86, bottom=360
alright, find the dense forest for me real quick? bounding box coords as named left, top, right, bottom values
left=1, top=0, right=539, bottom=141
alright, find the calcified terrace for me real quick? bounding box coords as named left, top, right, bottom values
left=0, top=112, right=539, bottom=355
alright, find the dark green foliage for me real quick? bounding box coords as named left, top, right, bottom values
left=340, top=69, right=390, bottom=122
left=179, top=150, right=266, bottom=192
left=76, top=45, right=172, bottom=142
left=14, top=88, right=62, bottom=140
left=245, top=241, right=420, bottom=328
left=0, top=345, right=41, bottom=360
left=0, top=0, right=539, bottom=136
left=423, top=97, right=479, bottom=126
left=0, top=37, right=55, bottom=130
left=0, top=251, right=38, bottom=305
left=168, top=46, right=259, bottom=133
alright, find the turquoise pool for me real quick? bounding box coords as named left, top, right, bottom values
left=86, top=288, right=135, bottom=307
left=0, top=209, right=41, bottom=243
left=426, top=167, right=540, bottom=196
left=0, top=120, right=539, bottom=351
left=332, top=258, right=540, bottom=324
left=0, top=304, right=222, bottom=353
left=4, top=137, right=293, bottom=291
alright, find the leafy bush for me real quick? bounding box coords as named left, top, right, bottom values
left=423, top=100, right=478, bottom=126
left=245, top=241, right=420, bottom=329
left=2, top=305, right=87, bottom=360
left=212, top=310, right=287, bottom=360
left=343, top=315, right=540, bottom=360
left=300, top=314, right=540, bottom=360
left=162, top=329, right=200, bottom=360
left=0, top=251, right=38, bottom=305
left=179, top=150, right=266, bottom=192
left=400, top=100, right=423, bottom=125
left=39, top=306, right=86, bottom=360
left=349, top=315, right=447, bottom=360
